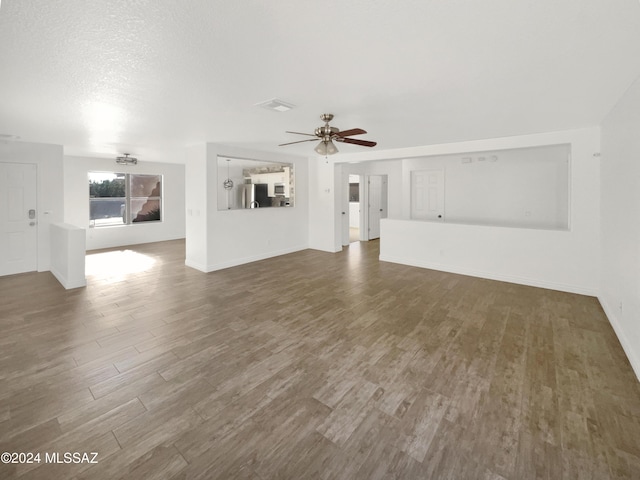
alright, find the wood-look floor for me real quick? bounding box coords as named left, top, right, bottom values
left=1, top=239, right=640, bottom=479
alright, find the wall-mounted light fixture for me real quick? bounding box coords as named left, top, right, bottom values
left=116, top=153, right=137, bottom=165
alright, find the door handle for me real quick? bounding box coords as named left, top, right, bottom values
left=28, top=209, right=36, bottom=219
left=437, top=215, right=442, bottom=218
left=29, top=221, right=37, bottom=226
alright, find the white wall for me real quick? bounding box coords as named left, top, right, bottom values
left=64, top=155, right=186, bottom=250
left=324, top=128, right=601, bottom=295
left=186, top=143, right=309, bottom=271
left=381, top=218, right=595, bottom=294
left=309, top=158, right=339, bottom=252
left=0, top=141, right=64, bottom=272
left=50, top=223, right=86, bottom=289
left=349, top=202, right=360, bottom=228
left=185, top=144, right=209, bottom=271
left=600, top=73, right=640, bottom=379
left=402, top=144, right=570, bottom=229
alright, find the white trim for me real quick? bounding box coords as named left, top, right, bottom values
left=50, top=267, right=86, bottom=289
left=184, top=259, right=209, bottom=272
left=599, top=297, right=640, bottom=382
left=200, top=245, right=308, bottom=272
left=379, top=254, right=598, bottom=296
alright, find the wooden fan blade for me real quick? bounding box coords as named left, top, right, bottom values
left=285, top=131, right=317, bottom=137
left=335, top=137, right=377, bottom=147
left=335, top=128, right=366, bottom=137
left=279, top=138, right=319, bottom=146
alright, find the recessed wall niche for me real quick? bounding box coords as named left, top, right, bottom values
left=217, top=156, right=294, bottom=210
left=408, top=144, right=570, bottom=230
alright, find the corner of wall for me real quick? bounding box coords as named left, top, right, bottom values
left=598, top=296, right=640, bottom=381
left=599, top=71, right=640, bottom=383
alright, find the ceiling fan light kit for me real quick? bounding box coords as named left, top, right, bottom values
left=280, top=113, right=377, bottom=156
left=314, top=139, right=338, bottom=156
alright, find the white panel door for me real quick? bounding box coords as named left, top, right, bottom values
left=0, top=163, right=38, bottom=276
left=411, top=169, right=444, bottom=221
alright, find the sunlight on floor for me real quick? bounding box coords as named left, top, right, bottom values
left=349, top=227, right=360, bottom=243
left=85, top=250, right=156, bottom=282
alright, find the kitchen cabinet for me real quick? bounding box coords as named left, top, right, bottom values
left=250, top=168, right=290, bottom=198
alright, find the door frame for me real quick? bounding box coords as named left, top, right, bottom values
left=363, top=174, right=388, bottom=241
left=341, top=172, right=365, bottom=246
left=341, top=170, right=350, bottom=246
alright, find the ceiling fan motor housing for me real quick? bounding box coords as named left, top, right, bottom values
left=315, top=126, right=339, bottom=138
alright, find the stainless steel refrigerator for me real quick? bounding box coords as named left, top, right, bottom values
left=240, top=183, right=269, bottom=208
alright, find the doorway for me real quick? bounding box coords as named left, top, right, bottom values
left=348, top=174, right=361, bottom=243
left=0, top=162, right=38, bottom=276
left=365, top=174, right=388, bottom=240
left=341, top=171, right=388, bottom=246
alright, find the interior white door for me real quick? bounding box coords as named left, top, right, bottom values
left=367, top=175, right=387, bottom=240
left=411, top=169, right=445, bottom=221
left=0, top=163, right=38, bottom=276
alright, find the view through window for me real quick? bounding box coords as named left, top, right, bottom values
left=89, top=172, right=162, bottom=227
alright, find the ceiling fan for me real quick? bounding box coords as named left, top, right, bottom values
left=279, top=113, right=377, bottom=155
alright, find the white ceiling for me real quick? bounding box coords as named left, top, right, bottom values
left=1, top=0, right=639, bottom=163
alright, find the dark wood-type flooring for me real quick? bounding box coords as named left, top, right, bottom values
left=1, top=239, right=639, bottom=479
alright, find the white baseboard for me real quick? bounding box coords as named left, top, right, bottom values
left=50, top=267, right=86, bottom=289
left=379, top=254, right=598, bottom=296
left=206, top=245, right=308, bottom=272
left=184, top=259, right=209, bottom=272
left=599, top=297, right=640, bottom=382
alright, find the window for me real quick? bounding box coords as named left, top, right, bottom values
left=89, top=172, right=162, bottom=227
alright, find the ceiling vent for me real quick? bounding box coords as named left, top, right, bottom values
left=255, top=98, right=295, bottom=112
left=116, top=153, right=137, bottom=165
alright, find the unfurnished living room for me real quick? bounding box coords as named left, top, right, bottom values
left=1, top=1, right=640, bottom=479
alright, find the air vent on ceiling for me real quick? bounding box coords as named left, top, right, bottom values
left=255, top=98, right=295, bottom=112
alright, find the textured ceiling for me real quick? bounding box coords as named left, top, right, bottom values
left=1, top=0, right=639, bottom=163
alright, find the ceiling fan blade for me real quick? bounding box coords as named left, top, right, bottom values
left=285, top=131, right=317, bottom=137
left=335, top=128, right=367, bottom=137
left=335, top=137, right=377, bottom=147
left=279, top=138, right=319, bottom=146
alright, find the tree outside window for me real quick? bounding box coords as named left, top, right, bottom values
left=89, top=172, right=162, bottom=227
